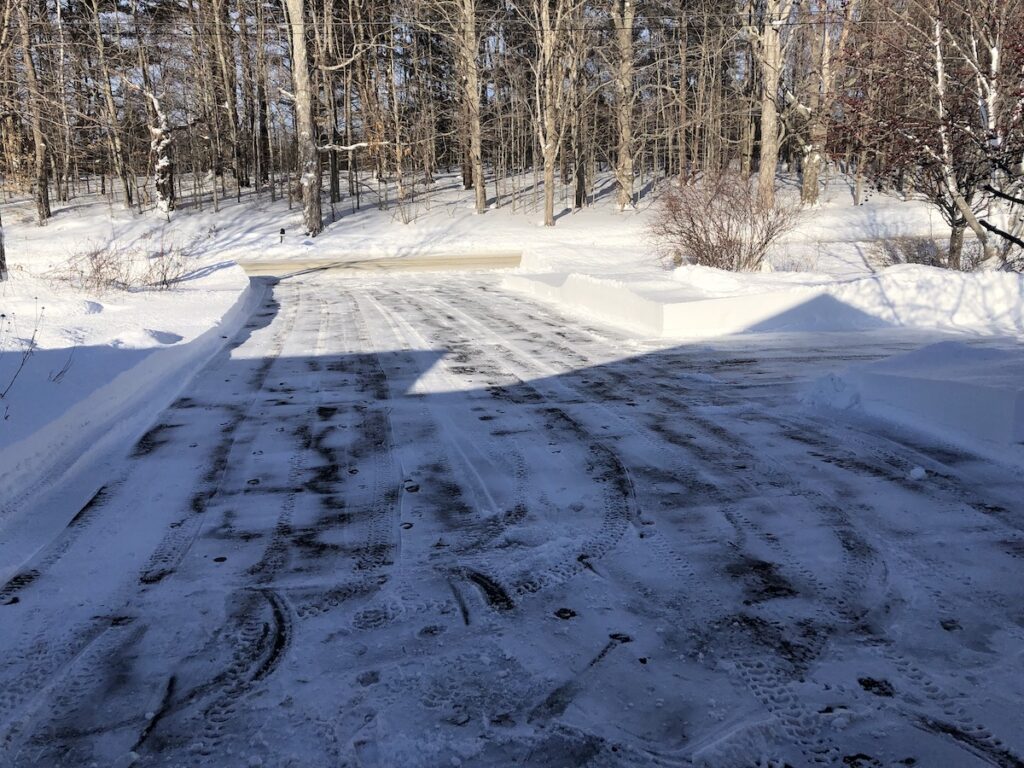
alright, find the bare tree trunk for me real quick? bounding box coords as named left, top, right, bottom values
left=17, top=0, right=51, bottom=223
left=801, top=119, right=826, bottom=203
left=930, top=15, right=993, bottom=261
left=538, top=3, right=559, bottom=226
left=461, top=0, right=486, bottom=213
left=543, top=136, right=557, bottom=226
left=254, top=0, right=271, bottom=188
left=283, top=0, right=322, bottom=236
left=677, top=14, right=688, bottom=184
left=212, top=0, right=244, bottom=199
left=345, top=68, right=356, bottom=200
left=90, top=0, right=134, bottom=209
left=800, top=0, right=856, bottom=205
left=0, top=206, right=7, bottom=281
left=610, top=0, right=634, bottom=209
left=149, top=99, right=175, bottom=214
left=854, top=149, right=867, bottom=204
left=948, top=219, right=965, bottom=271
left=741, top=111, right=755, bottom=176
left=755, top=0, right=791, bottom=205
left=530, top=0, right=579, bottom=227
left=0, top=41, right=26, bottom=194
left=133, top=6, right=174, bottom=214
left=54, top=0, right=73, bottom=204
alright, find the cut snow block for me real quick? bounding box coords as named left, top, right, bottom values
left=662, top=291, right=889, bottom=336
left=503, top=273, right=664, bottom=335
left=504, top=273, right=891, bottom=338
left=856, top=341, right=1024, bottom=445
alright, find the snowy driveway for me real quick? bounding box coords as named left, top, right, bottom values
left=1, top=274, right=1022, bottom=767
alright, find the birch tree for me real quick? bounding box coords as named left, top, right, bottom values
left=749, top=0, right=795, bottom=206
left=0, top=0, right=1016, bottom=264
left=522, top=0, right=585, bottom=226
left=0, top=206, right=6, bottom=281
left=435, top=0, right=488, bottom=213
left=609, top=0, right=635, bottom=209
left=852, top=0, right=1024, bottom=266
left=793, top=0, right=858, bottom=205
left=131, top=3, right=174, bottom=214
left=88, top=0, right=135, bottom=209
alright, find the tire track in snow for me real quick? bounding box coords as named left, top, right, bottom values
left=0, top=284, right=290, bottom=756
left=138, top=285, right=302, bottom=586
left=411, top=284, right=899, bottom=764
left=383, top=286, right=847, bottom=764
left=352, top=287, right=527, bottom=623
left=0, top=283, right=299, bottom=763
left=463, top=290, right=1024, bottom=764
left=363, top=285, right=637, bottom=605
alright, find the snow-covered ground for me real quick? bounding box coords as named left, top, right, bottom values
left=809, top=340, right=1024, bottom=456
left=1, top=175, right=1023, bottom=766
left=0, top=199, right=253, bottom=520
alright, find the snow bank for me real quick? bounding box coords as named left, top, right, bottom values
left=1, top=274, right=256, bottom=520
left=829, top=265, right=1024, bottom=335
left=504, top=264, right=1024, bottom=339
left=0, top=228, right=253, bottom=540
left=808, top=341, right=1024, bottom=446
left=503, top=273, right=665, bottom=334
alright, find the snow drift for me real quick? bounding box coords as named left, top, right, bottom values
left=808, top=340, right=1024, bottom=446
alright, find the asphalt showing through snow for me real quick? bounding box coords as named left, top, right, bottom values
left=1, top=273, right=1022, bottom=767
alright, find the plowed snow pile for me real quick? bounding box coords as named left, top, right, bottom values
left=504, top=264, right=1024, bottom=338
left=808, top=340, right=1024, bottom=449
left=0, top=209, right=251, bottom=515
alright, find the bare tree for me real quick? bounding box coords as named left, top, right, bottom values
left=748, top=0, right=795, bottom=206
left=609, top=0, right=635, bottom=209
left=283, top=0, right=323, bottom=235
left=0, top=205, right=7, bottom=281
left=0, top=0, right=1016, bottom=266
left=844, top=0, right=1024, bottom=267
left=521, top=0, right=585, bottom=226
left=789, top=0, right=858, bottom=205
left=16, top=0, right=51, bottom=223
left=88, top=0, right=134, bottom=209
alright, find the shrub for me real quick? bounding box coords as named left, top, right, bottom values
left=142, top=237, right=192, bottom=289
left=649, top=172, right=800, bottom=271
left=868, top=236, right=984, bottom=272
left=60, top=242, right=139, bottom=292
left=56, top=237, right=192, bottom=293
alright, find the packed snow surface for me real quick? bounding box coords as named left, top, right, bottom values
left=2, top=271, right=1024, bottom=767
left=2, top=177, right=1023, bottom=767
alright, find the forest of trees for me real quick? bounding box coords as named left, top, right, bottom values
left=0, top=0, right=1022, bottom=269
